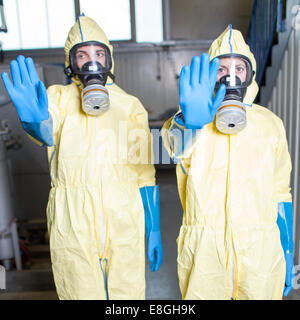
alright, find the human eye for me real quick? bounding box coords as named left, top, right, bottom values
left=96, top=51, right=105, bottom=57
left=236, top=66, right=245, bottom=73
left=218, top=67, right=225, bottom=74
left=76, top=52, right=86, bottom=60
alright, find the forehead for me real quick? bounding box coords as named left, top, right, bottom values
left=76, top=45, right=106, bottom=53
left=219, top=57, right=246, bottom=66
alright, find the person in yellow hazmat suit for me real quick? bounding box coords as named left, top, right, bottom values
left=162, top=24, right=294, bottom=300
left=1, top=15, right=163, bottom=300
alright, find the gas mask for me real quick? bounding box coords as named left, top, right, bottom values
left=64, top=41, right=115, bottom=116
left=214, top=54, right=254, bottom=134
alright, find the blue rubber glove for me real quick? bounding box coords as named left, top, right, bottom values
left=140, top=186, right=163, bottom=272
left=179, top=53, right=226, bottom=129
left=277, top=202, right=295, bottom=297
left=1, top=55, right=53, bottom=146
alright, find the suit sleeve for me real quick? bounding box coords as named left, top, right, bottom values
left=24, top=85, right=64, bottom=147
left=275, top=120, right=292, bottom=203
left=129, top=98, right=156, bottom=188
left=161, top=109, right=201, bottom=161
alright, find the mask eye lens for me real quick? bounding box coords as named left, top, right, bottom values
left=70, top=41, right=111, bottom=73
left=216, top=55, right=252, bottom=86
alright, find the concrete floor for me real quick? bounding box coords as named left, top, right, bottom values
left=1, top=168, right=300, bottom=300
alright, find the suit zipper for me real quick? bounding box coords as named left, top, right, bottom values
left=96, top=118, right=109, bottom=299
left=96, top=118, right=106, bottom=255
left=227, top=135, right=234, bottom=299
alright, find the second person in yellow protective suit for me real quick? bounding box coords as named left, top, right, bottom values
left=162, top=25, right=294, bottom=300
left=1, top=15, right=163, bottom=299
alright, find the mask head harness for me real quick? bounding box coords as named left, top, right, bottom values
left=213, top=53, right=255, bottom=134
left=64, top=41, right=115, bottom=116
left=64, top=40, right=115, bottom=86
left=214, top=53, right=255, bottom=101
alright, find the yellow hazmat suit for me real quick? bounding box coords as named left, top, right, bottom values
left=162, top=26, right=292, bottom=300
left=45, top=17, right=155, bottom=299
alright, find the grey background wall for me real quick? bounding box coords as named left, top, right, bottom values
left=170, top=0, right=254, bottom=40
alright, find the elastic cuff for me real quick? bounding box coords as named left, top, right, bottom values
left=22, top=116, right=54, bottom=147
left=174, top=113, right=186, bottom=128
left=174, top=112, right=203, bottom=130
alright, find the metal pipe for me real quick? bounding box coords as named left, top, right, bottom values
left=277, top=68, right=283, bottom=119
left=282, top=49, right=288, bottom=128
left=272, top=86, right=277, bottom=114
left=130, top=0, right=136, bottom=42
left=293, top=25, right=300, bottom=264
left=0, top=0, right=7, bottom=33
left=162, top=0, right=171, bottom=41
left=74, top=0, right=81, bottom=19
left=0, top=134, right=22, bottom=270
left=288, top=32, right=295, bottom=154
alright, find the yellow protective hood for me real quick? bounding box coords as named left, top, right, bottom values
left=64, top=15, right=114, bottom=84
left=208, top=25, right=259, bottom=105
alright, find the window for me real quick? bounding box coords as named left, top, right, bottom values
left=1, top=0, right=75, bottom=50
left=79, top=0, right=131, bottom=41
left=135, top=0, right=163, bottom=43
left=0, top=0, right=163, bottom=51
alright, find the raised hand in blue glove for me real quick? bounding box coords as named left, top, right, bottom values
left=179, top=53, right=226, bottom=129
left=1, top=55, right=53, bottom=146
left=1, top=55, right=49, bottom=122
left=140, top=186, right=163, bottom=272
